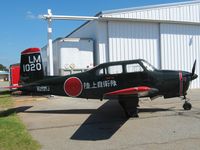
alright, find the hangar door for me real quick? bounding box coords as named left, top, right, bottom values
left=108, top=21, right=160, bottom=68
left=161, top=24, right=200, bottom=88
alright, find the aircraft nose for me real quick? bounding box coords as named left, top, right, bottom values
left=191, top=74, right=198, bottom=80
left=182, top=72, right=190, bottom=79
left=182, top=71, right=198, bottom=81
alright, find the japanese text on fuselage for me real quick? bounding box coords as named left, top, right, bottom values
left=83, top=80, right=117, bottom=89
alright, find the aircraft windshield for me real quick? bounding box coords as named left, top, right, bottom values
left=141, top=60, right=156, bottom=71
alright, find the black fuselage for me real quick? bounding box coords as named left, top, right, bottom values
left=20, top=59, right=193, bottom=100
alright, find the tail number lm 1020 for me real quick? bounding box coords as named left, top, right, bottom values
left=23, top=55, right=42, bottom=72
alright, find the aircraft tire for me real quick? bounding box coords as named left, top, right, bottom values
left=183, top=102, right=192, bottom=110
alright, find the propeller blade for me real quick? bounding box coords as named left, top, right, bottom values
left=192, top=60, right=196, bottom=77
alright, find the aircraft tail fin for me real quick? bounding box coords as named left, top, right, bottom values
left=20, top=48, right=44, bottom=84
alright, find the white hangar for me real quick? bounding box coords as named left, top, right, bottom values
left=42, top=38, right=94, bottom=75
left=42, top=1, right=200, bottom=88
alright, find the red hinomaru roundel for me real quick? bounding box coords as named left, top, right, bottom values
left=64, top=77, right=83, bottom=97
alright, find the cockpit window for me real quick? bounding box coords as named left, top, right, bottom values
left=108, top=65, right=123, bottom=75
left=126, top=63, right=144, bottom=73
left=96, top=68, right=105, bottom=76
left=141, top=60, right=156, bottom=71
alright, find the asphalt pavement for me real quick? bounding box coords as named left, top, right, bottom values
left=14, top=89, right=200, bottom=150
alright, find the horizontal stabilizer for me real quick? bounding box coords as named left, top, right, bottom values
left=0, top=85, right=22, bottom=89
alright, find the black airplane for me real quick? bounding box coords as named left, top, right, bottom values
left=3, top=48, right=198, bottom=117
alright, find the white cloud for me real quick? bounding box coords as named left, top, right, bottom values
left=37, top=14, right=44, bottom=19
left=26, top=11, right=40, bottom=20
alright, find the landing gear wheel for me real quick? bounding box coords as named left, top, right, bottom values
left=183, top=101, right=192, bottom=110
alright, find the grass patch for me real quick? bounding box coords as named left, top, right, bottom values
left=0, top=94, right=13, bottom=108
left=0, top=95, right=41, bottom=150
left=0, top=115, right=40, bottom=150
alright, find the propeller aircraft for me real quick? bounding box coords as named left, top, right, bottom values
left=1, top=48, right=198, bottom=117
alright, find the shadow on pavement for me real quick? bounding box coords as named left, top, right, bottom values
left=70, top=101, right=127, bottom=141
left=23, top=101, right=171, bottom=141
left=25, top=101, right=128, bottom=140
left=70, top=102, right=171, bottom=141
left=139, top=108, right=171, bottom=112
left=0, top=106, right=32, bottom=117
left=25, top=109, right=97, bottom=114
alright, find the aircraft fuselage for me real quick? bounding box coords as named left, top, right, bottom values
left=21, top=59, right=194, bottom=100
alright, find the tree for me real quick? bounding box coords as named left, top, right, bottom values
left=0, top=64, right=8, bottom=71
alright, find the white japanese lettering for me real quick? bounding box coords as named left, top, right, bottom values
left=83, top=80, right=117, bottom=89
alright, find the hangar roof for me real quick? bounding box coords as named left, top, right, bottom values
left=66, top=0, right=200, bottom=38
left=100, top=0, right=200, bottom=15
left=99, top=0, right=200, bottom=23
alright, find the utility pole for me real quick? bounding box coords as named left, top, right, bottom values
left=47, top=9, right=54, bottom=76
left=42, top=9, right=99, bottom=76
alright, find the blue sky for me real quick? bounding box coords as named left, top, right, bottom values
left=0, top=0, right=188, bottom=67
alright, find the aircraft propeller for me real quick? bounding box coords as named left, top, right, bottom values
left=191, top=60, right=197, bottom=80
left=181, top=60, right=197, bottom=110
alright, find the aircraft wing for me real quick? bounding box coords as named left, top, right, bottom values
left=0, top=85, right=23, bottom=95
left=105, top=86, right=158, bottom=98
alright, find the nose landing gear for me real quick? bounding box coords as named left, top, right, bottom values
left=182, top=96, right=192, bottom=110
left=183, top=101, right=192, bottom=110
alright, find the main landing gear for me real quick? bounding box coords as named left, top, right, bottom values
left=182, top=96, right=192, bottom=110
left=118, top=97, right=139, bottom=118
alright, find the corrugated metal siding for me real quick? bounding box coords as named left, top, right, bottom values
left=103, top=3, right=200, bottom=22
left=55, top=1, right=200, bottom=89
left=53, top=40, right=61, bottom=75
left=161, top=23, right=200, bottom=88
left=41, top=46, right=48, bottom=75
left=96, top=22, right=109, bottom=64
left=60, top=39, right=94, bottom=72
left=108, top=21, right=160, bottom=68
left=68, top=21, right=97, bottom=39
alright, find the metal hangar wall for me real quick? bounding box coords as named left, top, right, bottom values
left=66, top=1, right=200, bottom=89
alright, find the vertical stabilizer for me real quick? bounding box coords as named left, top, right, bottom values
left=20, top=48, right=44, bottom=84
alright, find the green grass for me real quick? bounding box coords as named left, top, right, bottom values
left=0, top=95, right=41, bottom=150
left=0, top=94, right=14, bottom=108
